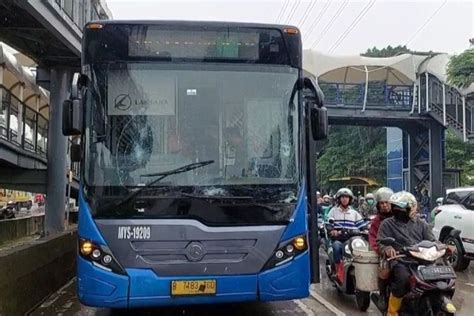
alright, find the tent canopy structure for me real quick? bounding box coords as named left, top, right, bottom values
left=303, top=50, right=474, bottom=113
left=0, top=43, right=49, bottom=117
left=303, top=50, right=429, bottom=85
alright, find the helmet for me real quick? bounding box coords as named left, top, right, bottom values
left=323, top=194, right=330, bottom=199
left=335, top=188, right=354, bottom=200
left=389, top=191, right=417, bottom=210
left=436, top=197, right=444, bottom=205
left=365, top=193, right=375, bottom=200
left=374, top=187, right=394, bottom=203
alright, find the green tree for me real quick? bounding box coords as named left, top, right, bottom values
left=316, top=126, right=387, bottom=191
left=446, top=48, right=474, bottom=184
left=362, top=45, right=411, bottom=57
left=447, top=49, right=474, bottom=89
left=445, top=130, right=474, bottom=185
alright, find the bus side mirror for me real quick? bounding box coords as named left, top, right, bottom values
left=70, top=143, right=81, bottom=163
left=63, top=99, right=82, bottom=136
left=63, top=73, right=86, bottom=136
left=303, top=77, right=328, bottom=141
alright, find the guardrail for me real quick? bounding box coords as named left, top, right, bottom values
left=319, top=82, right=413, bottom=108
left=0, top=85, right=48, bottom=158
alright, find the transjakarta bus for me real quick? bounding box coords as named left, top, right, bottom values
left=63, top=21, right=327, bottom=308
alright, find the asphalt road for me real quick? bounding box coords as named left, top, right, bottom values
left=30, top=279, right=333, bottom=316
left=313, top=250, right=474, bottom=316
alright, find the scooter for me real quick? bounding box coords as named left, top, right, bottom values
left=322, top=219, right=372, bottom=311
left=373, top=233, right=459, bottom=315
left=0, top=204, right=16, bottom=220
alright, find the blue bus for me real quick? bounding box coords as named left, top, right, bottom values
left=63, top=20, right=327, bottom=309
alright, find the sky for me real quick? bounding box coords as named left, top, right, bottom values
left=106, top=0, right=473, bottom=55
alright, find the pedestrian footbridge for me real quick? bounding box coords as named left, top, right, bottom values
left=304, top=50, right=474, bottom=201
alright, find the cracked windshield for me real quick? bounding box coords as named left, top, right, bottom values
left=85, top=64, right=299, bottom=189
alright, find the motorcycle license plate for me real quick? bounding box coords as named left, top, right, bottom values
left=171, top=280, right=216, bottom=296
left=420, top=266, right=456, bottom=281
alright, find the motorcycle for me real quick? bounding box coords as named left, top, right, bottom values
left=0, top=204, right=16, bottom=220
left=373, top=233, right=459, bottom=315
left=322, top=219, right=373, bottom=311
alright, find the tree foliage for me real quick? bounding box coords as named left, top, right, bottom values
left=447, top=49, right=474, bottom=89
left=362, top=45, right=411, bottom=57
left=316, top=126, right=387, bottom=191
left=445, top=130, right=474, bottom=185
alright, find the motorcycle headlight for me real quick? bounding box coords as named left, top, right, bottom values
left=351, top=238, right=369, bottom=251
left=409, top=246, right=446, bottom=262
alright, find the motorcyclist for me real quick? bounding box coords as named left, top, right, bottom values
left=2, top=201, right=16, bottom=219
left=320, top=194, right=332, bottom=220
left=377, top=191, right=435, bottom=316
left=327, top=188, right=365, bottom=283
left=368, top=187, right=394, bottom=310
left=359, top=193, right=376, bottom=218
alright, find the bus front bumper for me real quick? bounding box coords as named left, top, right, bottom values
left=77, top=251, right=309, bottom=308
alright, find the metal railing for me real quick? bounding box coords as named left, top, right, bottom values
left=319, top=82, right=413, bottom=108
left=0, top=85, right=48, bottom=158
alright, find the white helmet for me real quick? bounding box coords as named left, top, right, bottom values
left=374, top=187, right=394, bottom=203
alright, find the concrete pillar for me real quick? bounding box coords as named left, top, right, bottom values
left=44, top=68, right=71, bottom=235
left=429, top=123, right=443, bottom=207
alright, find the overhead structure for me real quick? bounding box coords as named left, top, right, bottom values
left=0, top=43, right=49, bottom=114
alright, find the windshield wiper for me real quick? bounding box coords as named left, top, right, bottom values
left=103, top=160, right=214, bottom=211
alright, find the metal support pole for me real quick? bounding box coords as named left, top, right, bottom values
left=44, top=68, right=71, bottom=236
left=425, top=73, right=429, bottom=112
left=462, top=96, right=467, bottom=142
left=429, top=123, right=443, bottom=208
left=410, top=83, right=416, bottom=114
left=442, top=84, right=446, bottom=126
left=418, top=79, right=421, bottom=114
left=408, top=134, right=417, bottom=193
left=18, top=84, right=24, bottom=145
left=362, top=65, right=368, bottom=112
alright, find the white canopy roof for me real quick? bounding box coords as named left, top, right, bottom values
left=418, top=53, right=451, bottom=83
left=303, top=50, right=429, bottom=85
left=0, top=43, right=49, bottom=102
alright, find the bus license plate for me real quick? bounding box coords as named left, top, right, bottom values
left=171, top=280, right=216, bottom=296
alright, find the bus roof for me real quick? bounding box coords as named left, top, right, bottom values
left=86, top=20, right=300, bottom=32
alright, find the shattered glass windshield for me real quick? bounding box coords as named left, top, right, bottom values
left=83, top=63, right=300, bottom=191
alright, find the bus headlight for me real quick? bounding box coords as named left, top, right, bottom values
left=78, top=238, right=126, bottom=275
left=263, top=235, right=308, bottom=270
left=80, top=240, right=93, bottom=256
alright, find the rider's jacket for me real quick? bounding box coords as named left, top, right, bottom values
left=377, top=216, right=435, bottom=255
left=327, top=205, right=365, bottom=242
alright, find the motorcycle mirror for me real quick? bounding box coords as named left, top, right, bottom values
left=378, top=237, right=396, bottom=246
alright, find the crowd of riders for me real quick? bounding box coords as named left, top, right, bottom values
left=319, top=186, right=456, bottom=316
